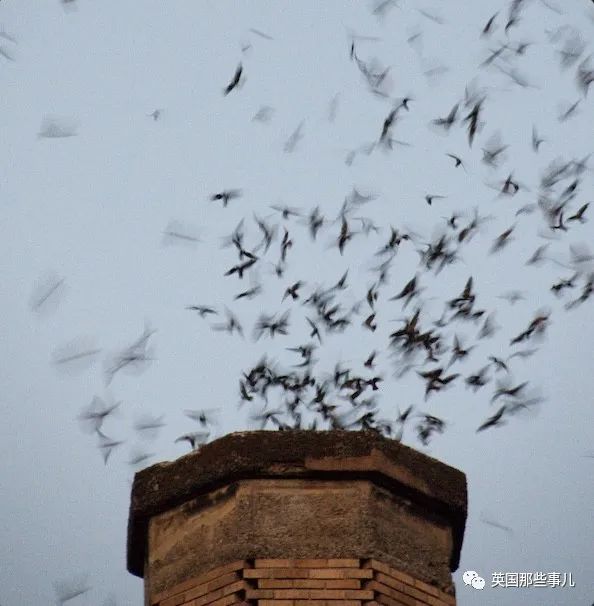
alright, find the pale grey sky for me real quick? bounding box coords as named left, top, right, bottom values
left=1, top=1, right=593, bottom=605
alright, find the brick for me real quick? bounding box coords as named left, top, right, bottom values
left=259, top=601, right=295, bottom=606
left=409, top=581, right=452, bottom=605
left=412, top=594, right=450, bottom=606
left=309, top=590, right=374, bottom=600
left=194, top=594, right=243, bottom=606
left=363, top=561, right=417, bottom=589
left=255, top=559, right=294, bottom=568
left=160, top=593, right=187, bottom=606
left=375, top=592, right=415, bottom=606
left=325, top=580, right=362, bottom=589
left=255, top=559, right=360, bottom=569
left=245, top=568, right=372, bottom=580
left=246, top=589, right=274, bottom=600
left=255, top=589, right=373, bottom=601
left=274, top=590, right=315, bottom=599
left=378, top=579, right=433, bottom=605
left=258, top=579, right=362, bottom=590
left=244, top=569, right=310, bottom=579
left=175, top=572, right=241, bottom=604
left=365, top=561, right=453, bottom=605
left=309, top=569, right=374, bottom=580
left=259, top=580, right=297, bottom=589
left=412, top=581, right=441, bottom=599
left=367, top=581, right=421, bottom=605
left=193, top=580, right=246, bottom=606
left=412, top=581, right=454, bottom=605
left=373, top=574, right=405, bottom=593
left=153, top=561, right=248, bottom=604
left=293, top=602, right=361, bottom=606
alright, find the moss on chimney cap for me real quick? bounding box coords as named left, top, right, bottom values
left=127, top=429, right=467, bottom=578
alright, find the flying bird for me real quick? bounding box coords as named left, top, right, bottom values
left=446, top=153, right=465, bottom=169
left=223, top=62, right=243, bottom=95
left=425, top=194, right=446, bottom=206
left=187, top=305, right=217, bottom=317
left=210, top=189, right=242, bottom=207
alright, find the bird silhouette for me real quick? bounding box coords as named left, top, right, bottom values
left=567, top=203, right=589, bottom=223
left=425, top=194, right=446, bottom=206
left=223, top=62, right=243, bottom=95
left=175, top=432, right=210, bottom=450
left=210, top=189, right=242, bottom=207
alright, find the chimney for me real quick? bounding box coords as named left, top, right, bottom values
left=127, top=430, right=467, bottom=606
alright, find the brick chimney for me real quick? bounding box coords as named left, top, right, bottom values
left=127, top=430, right=467, bottom=606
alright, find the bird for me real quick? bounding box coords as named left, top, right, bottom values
left=210, top=189, right=242, bottom=207
left=284, top=121, right=305, bottom=153
left=425, top=194, right=446, bottom=206
left=306, top=206, right=325, bottom=241
left=187, top=305, right=217, bottom=317
left=306, top=317, right=322, bottom=343
left=532, top=125, right=545, bottom=152
left=364, top=350, right=377, bottom=369
left=223, top=62, right=243, bottom=95
left=432, top=103, right=459, bottom=130
left=162, top=221, right=201, bottom=244
left=212, top=308, right=244, bottom=337
left=184, top=409, right=219, bottom=427
left=446, top=153, right=465, bottom=169
left=490, top=225, right=515, bottom=254
left=526, top=244, right=550, bottom=266
left=175, top=432, right=210, bottom=450
left=54, top=575, right=92, bottom=604
left=38, top=116, right=78, bottom=138
left=558, top=99, right=580, bottom=122
left=337, top=217, right=353, bottom=254
left=389, top=275, right=420, bottom=307
left=567, top=203, right=589, bottom=223
left=96, top=431, right=124, bottom=465
left=270, top=204, right=302, bottom=219
left=491, top=380, right=528, bottom=403
left=363, top=312, right=377, bottom=332
left=497, top=290, right=525, bottom=305
left=283, top=281, right=303, bottom=301
left=133, top=414, right=166, bottom=438
left=224, top=257, right=257, bottom=279
left=481, top=12, right=498, bottom=37
left=465, top=366, right=491, bottom=391
left=488, top=356, right=509, bottom=373
left=234, top=284, right=262, bottom=301
left=464, top=100, right=483, bottom=147
left=477, top=405, right=508, bottom=432
left=249, top=28, right=274, bottom=40
left=252, top=105, right=275, bottom=122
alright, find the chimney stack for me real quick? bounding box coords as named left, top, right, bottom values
left=127, top=430, right=467, bottom=606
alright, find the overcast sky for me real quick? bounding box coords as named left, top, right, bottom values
left=1, top=1, right=593, bottom=605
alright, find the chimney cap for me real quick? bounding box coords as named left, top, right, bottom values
left=127, top=429, right=467, bottom=578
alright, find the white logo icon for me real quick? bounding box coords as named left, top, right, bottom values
left=463, top=570, right=485, bottom=590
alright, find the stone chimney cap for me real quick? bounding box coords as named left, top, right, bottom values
left=127, top=430, right=467, bottom=578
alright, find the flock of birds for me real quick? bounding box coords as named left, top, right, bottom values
left=183, top=1, right=594, bottom=445
left=13, top=0, right=594, bottom=601
left=29, top=0, right=594, bottom=466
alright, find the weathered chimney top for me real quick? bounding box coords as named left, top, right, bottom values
left=127, top=429, right=467, bottom=580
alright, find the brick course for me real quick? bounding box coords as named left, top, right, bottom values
left=151, top=559, right=455, bottom=606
